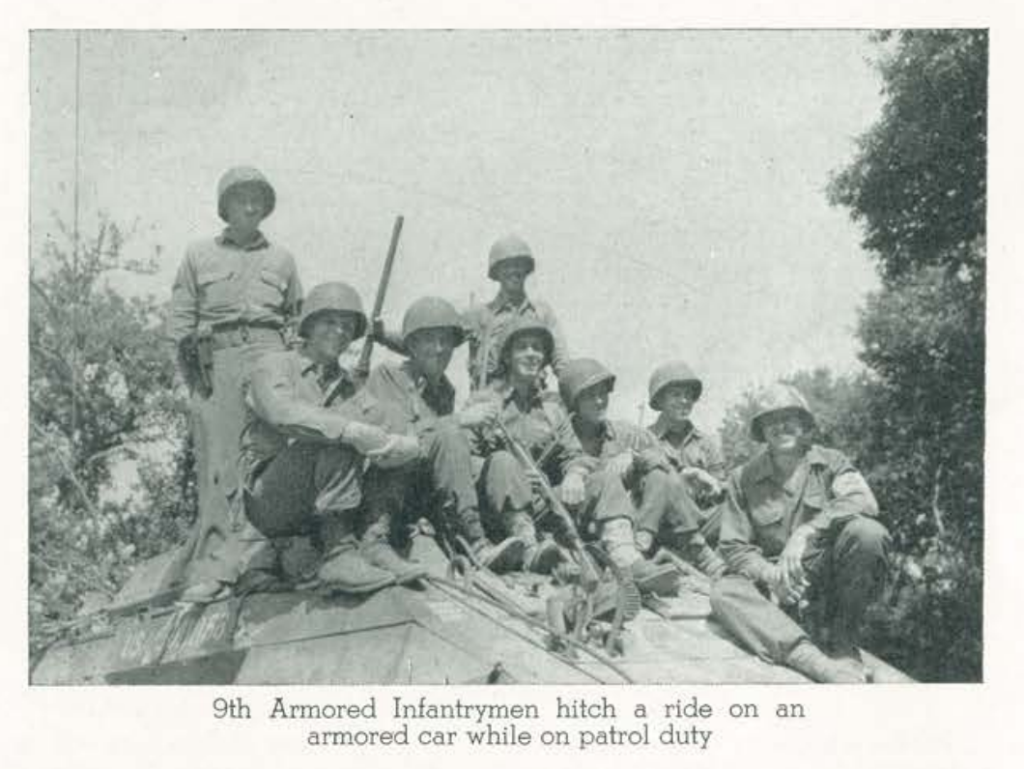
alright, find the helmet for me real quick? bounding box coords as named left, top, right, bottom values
left=488, top=234, right=536, bottom=280
left=217, top=166, right=276, bottom=222
left=297, top=282, right=367, bottom=339
left=648, top=360, right=703, bottom=409
left=750, top=383, right=816, bottom=442
left=497, top=316, right=554, bottom=368
left=559, top=358, right=616, bottom=410
left=401, top=296, right=466, bottom=347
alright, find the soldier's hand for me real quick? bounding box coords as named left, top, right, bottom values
left=779, top=527, right=811, bottom=591
left=341, top=422, right=391, bottom=455
left=458, top=400, right=499, bottom=429
left=370, top=317, right=386, bottom=342
left=765, top=565, right=805, bottom=606
left=607, top=451, right=635, bottom=479
left=560, top=471, right=587, bottom=507
left=681, top=467, right=721, bottom=494
left=368, top=433, right=421, bottom=469
left=524, top=465, right=547, bottom=493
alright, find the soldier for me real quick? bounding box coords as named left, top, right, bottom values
left=647, top=361, right=728, bottom=545
left=710, top=383, right=890, bottom=683
left=167, top=166, right=302, bottom=602
left=463, top=234, right=569, bottom=389
left=472, top=320, right=673, bottom=592
left=359, top=297, right=527, bottom=576
left=559, top=358, right=725, bottom=579
left=239, top=283, right=420, bottom=594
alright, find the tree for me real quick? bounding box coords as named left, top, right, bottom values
left=29, top=214, right=195, bottom=656
left=828, top=30, right=986, bottom=681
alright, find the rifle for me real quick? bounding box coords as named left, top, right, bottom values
left=354, top=215, right=404, bottom=381
left=491, top=419, right=600, bottom=590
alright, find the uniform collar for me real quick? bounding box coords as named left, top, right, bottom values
left=650, top=414, right=698, bottom=443
left=217, top=229, right=269, bottom=251
left=749, top=443, right=828, bottom=482
left=489, top=293, right=536, bottom=314
left=400, top=360, right=454, bottom=401
left=573, top=416, right=615, bottom=442
left=493, top=378, right=542, bottom=407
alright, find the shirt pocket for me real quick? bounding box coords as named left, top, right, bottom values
left=252, top=268, right=290, bottom=311
left=196, top=267, right=237, bottom=311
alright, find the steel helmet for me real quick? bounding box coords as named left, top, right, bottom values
left=297, top=282, right=367, bottom=339
left=559, top=358, right=616, bottom=410
left=217, top=166, right=276, bottom=222
left=750, top=383, right=816, bottom=442
left=648, top=360, right=704, bottom=410
left=497, top=316, right=554, bottom=368
left=488, top=234, right=536, bottom=280
left=401, top=296, right=466, bottom=347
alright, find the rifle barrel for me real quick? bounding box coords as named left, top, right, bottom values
left=356, top=215, right=404, bottom=377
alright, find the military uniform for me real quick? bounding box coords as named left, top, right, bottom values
left=649, top=416, right=727, bottom=542
left=360, top=359, right=487, bottom=545
left=472, top=379, right=592, bottom=536
left=167, top=167, right=301, bottom=592
left=712, top=424, right=889, bottom=669
left=464, top=296, right=569, bottom=388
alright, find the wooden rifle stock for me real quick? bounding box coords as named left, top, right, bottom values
left=355, top=215, right=404, bottom=380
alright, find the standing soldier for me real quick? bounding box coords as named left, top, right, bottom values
left=711, top=383, right=890, bottom=683
left=463, top=234, right=569, bottom=389
left=359, top=297, right=526, bottom=576
left=240, top=283, right=419, bottom=593
left=647, top=360, right=728, bottom=545
left=167, top=166, right=302, bottom=602
left=559, top=358, right=725, bottom=579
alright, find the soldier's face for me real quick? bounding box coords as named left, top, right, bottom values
left=495, top=260, right=531, bottom=295
left=306, top=312, right=360, bottom=363
left=508, top=333, right=547, bottom=380
left=224, top=185, right=268, bottom=235
left=407, top=327, right=457, bottom=381
left=576, top=382, right=611, bottom=426
left=762, top=411, right=809, bottom=453
left=659, top=383, right=699, bottom=422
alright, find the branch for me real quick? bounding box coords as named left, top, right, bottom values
left=931, top=463, right=946, bottom=536
left=29, top=418, right=100, bottom=518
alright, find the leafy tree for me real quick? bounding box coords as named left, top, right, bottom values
left=29, top=214, right=195, bottom=657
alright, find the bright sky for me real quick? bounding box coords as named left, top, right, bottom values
left=30, top=30, right=883, bottom=431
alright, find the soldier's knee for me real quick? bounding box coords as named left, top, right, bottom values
left=839, top=516, right=890, bottom=559
left=487, top=450, right=519, bottom=474
left=710, top=574, right=754, bottom=613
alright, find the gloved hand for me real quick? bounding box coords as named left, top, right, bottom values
left=560, top=470, right=587, bottom=507
left=458, top=400, right=499, bottom=429
left=341, top=422, right=391, bottom=455
left=368, top=434, right=421, bottom=469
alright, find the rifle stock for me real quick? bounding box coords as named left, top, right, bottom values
left=355, top=215, right=404, bottom=379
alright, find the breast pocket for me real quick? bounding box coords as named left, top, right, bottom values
left=253, top=268, right=289, bottom=311
left=197, top=268, right=237, bottom=311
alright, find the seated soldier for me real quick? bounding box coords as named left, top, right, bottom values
left=471, top=319, right=674, bottom=592
left=239, top=282, right=420, bottom=594
left=559, top=358, right=725, bottom=579
left=360, top=296, right=526, bottom=577
left=647, top=361, right=729, bottom=545
left=710, top=383, right=890, bottom=683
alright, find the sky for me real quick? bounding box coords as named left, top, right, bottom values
left=29, top=29, right=885, bottom=431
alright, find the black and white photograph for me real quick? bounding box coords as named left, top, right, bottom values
left=24, top=26, right=989, bottom=689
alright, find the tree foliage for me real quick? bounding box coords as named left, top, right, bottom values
left=29, top=215, right=195, bottom=657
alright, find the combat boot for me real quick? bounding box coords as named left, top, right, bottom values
left=361, top=516, right=428, bottom=586
left=601, top=517, right=679, bottom=596
left=784, top=639, right=867, bottom=684
left=509, top=510, right=566, bottom=574
left=317, top=512, right=394, bottom=594
left=679, top=534, right=727, bottom=579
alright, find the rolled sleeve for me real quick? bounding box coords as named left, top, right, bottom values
left=167, top=252, right=199, bottom=342
left=807, top=455, right=880, bottom=533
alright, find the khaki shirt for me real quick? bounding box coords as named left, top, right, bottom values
left=167, top=230, right=302, bottom=342
left=471, top=381, right=589, bottom=484
left=574, top=418, right=669, bottom=477
left=650, top=416, right=727, bottom=506
left=239, top=349, right=378, bottom=482
left=719, top=444, right=880, bottom=581
left=361, top=360, right=457, bottom=438
left=463, top=295, right=569, bottom=387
